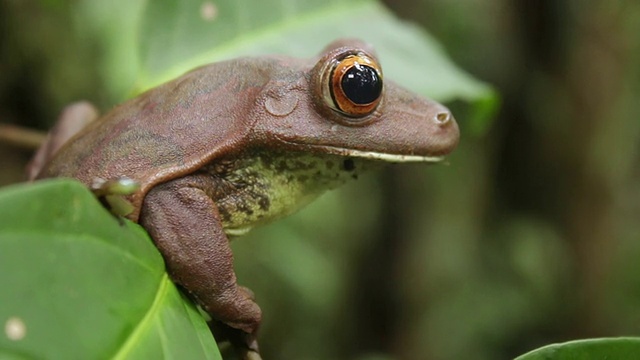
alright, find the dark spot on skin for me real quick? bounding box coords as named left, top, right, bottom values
left=325, top=161, right=335, bottom=170
left=218, top=207, right=232, bottom=222
left=275, top=160, right=289, bottom=172
left=284, top=160, right=316, bottom=171
left=343, top=159, right=355, bottom=171
left=258, top=196, right=270, bottom=211
left=352, top=174, right=359, bottom=180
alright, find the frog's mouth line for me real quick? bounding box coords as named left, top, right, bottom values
left=339, top=148, right=444, bottom=163
left=272, top=135, right=445, bottom=163
left=277, top=140, right=443, bottom=163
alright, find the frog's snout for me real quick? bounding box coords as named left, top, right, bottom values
left=422, top=103, right=459, bottom=157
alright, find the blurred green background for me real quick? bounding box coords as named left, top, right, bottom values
left=1, top=1, right=639, bottom=360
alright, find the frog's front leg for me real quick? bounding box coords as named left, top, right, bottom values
left=139, top=175, right=262, bottom=358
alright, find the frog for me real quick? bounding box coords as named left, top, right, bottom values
left=28, top=39, right=459, bottom=359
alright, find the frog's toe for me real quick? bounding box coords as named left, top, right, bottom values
left=210, top=320, right=261, bottom=360
left=244, top=349, right=263, bottom=360
left=237, top=331, right=261, bottom=360
left=239, top=286, right=256, bottom=300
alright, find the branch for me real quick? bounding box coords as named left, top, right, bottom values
left=0, top=124, right=46, bottom=150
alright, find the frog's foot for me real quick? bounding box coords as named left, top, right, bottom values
left=206, top=290, right=261, bottom=356
left=211, top=320, right=261, bottom=360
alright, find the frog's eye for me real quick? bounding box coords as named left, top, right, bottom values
left=324, top=53, right=383, bottom=118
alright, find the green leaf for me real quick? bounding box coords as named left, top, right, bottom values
left=0, top=179, right=221, bottom=360
left=515, top=338, right=640, bottom=360
left=72, top=0, right=495, bottom=132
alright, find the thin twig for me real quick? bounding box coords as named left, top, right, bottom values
left=0, top=124, right=46, bottom=150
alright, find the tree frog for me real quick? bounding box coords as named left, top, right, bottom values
left=28, top=39, right=459, bottom=359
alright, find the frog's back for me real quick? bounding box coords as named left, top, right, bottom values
left=38, top=59, right=271, bottom=221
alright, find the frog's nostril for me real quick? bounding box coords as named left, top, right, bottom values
left=435, top=111, right=451, bottom=125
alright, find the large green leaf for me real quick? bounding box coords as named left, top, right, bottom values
left=515, top=338, right=640, bottom=360
left=73, top=0, right=495, bottom=129
left=0, top=179, right=220, bottom=360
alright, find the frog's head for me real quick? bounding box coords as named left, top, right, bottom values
left=251, top=39, right=459, bottom=163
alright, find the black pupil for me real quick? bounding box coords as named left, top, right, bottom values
left=340, top=64, right=382, bottom=105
